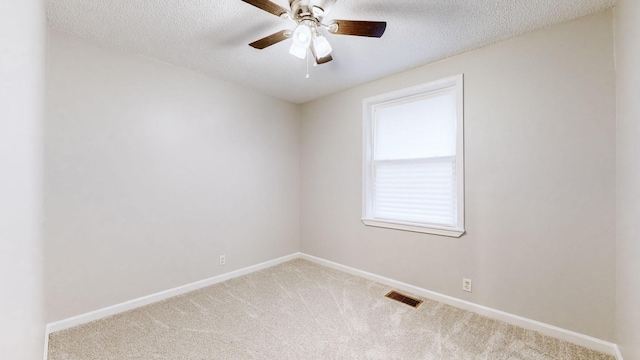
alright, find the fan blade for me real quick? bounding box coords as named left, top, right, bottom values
left=249, top=30, right=290, bottom=49
left=321, top=0, right=337, bottom=15
left=309, top=0, right=335, bottom=15
left=317, top=54, right=333, bottom=64
left=241, top=0, right=289, bottom=18
left=309, top=42, right=333, bottom=65
left=328, top=20, right=386, bottom=38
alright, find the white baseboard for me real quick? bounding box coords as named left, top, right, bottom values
left=45, top=251, right=620, bottom=360
left=299, top=253, right=619, bottom=357
left=42, top=327, right=49, bottom=360
left=45, top=252, right=300, bottom=336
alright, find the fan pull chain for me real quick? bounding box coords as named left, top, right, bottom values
left=305, top=49, right=310, bottom=79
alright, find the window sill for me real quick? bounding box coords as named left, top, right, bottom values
left=361, top=218, right=465, bottom=238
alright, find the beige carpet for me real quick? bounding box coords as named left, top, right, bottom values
left=48, top=259, right=614, bottom=360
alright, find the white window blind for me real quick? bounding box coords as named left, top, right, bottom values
left=373, top=157, right=457, bottom=227
left=362, top=75, right=464, bottom=237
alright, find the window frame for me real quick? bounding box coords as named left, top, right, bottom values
left=361, top=74, right=465, bottom=237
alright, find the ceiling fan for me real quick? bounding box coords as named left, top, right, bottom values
left=241, top=0, right=387, bottom=65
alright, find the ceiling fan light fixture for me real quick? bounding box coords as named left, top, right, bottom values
left=312, top=34, right=332, bottom=58
left=292, top=24, right=311, bottom=46
left=289, top=23, right=312, bottom=59
left=289, top=42, right=307, bottom=59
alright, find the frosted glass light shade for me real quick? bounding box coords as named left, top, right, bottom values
left=289, top=24, right=312, bottom=59
left=312, top=35, right=332, bottom=58
left=289, top=42, right=307, bottom=59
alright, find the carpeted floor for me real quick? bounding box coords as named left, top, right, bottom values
left=48, top=259, right=614, bottom=359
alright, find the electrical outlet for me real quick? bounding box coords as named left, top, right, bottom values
left=219, top=255, right=226, bottom=266
left=463, top=278, right=472, bottom=292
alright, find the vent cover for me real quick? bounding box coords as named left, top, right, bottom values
left=385, top=290, right=423, bottom=308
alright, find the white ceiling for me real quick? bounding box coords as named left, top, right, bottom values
left=47, top=0, right=615, bottom=104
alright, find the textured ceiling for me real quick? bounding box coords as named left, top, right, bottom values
left=47, top=0, right=615, bottom=104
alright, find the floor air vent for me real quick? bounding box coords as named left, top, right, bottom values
left=385, top=290, right=423, bottom=308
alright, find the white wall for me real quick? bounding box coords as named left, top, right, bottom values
left=44, top=31, right=300, bottom=322
left=615, top=1, right=640, bottom=358
left=300, top=11, right=616, bottom=341
left=0, top=0, right=46, bottom=358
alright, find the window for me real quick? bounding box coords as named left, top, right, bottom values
left=362, top=75, right=464, bottom=237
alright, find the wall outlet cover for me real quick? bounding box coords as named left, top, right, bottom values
left=463, top=278, right=472, bottom=292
